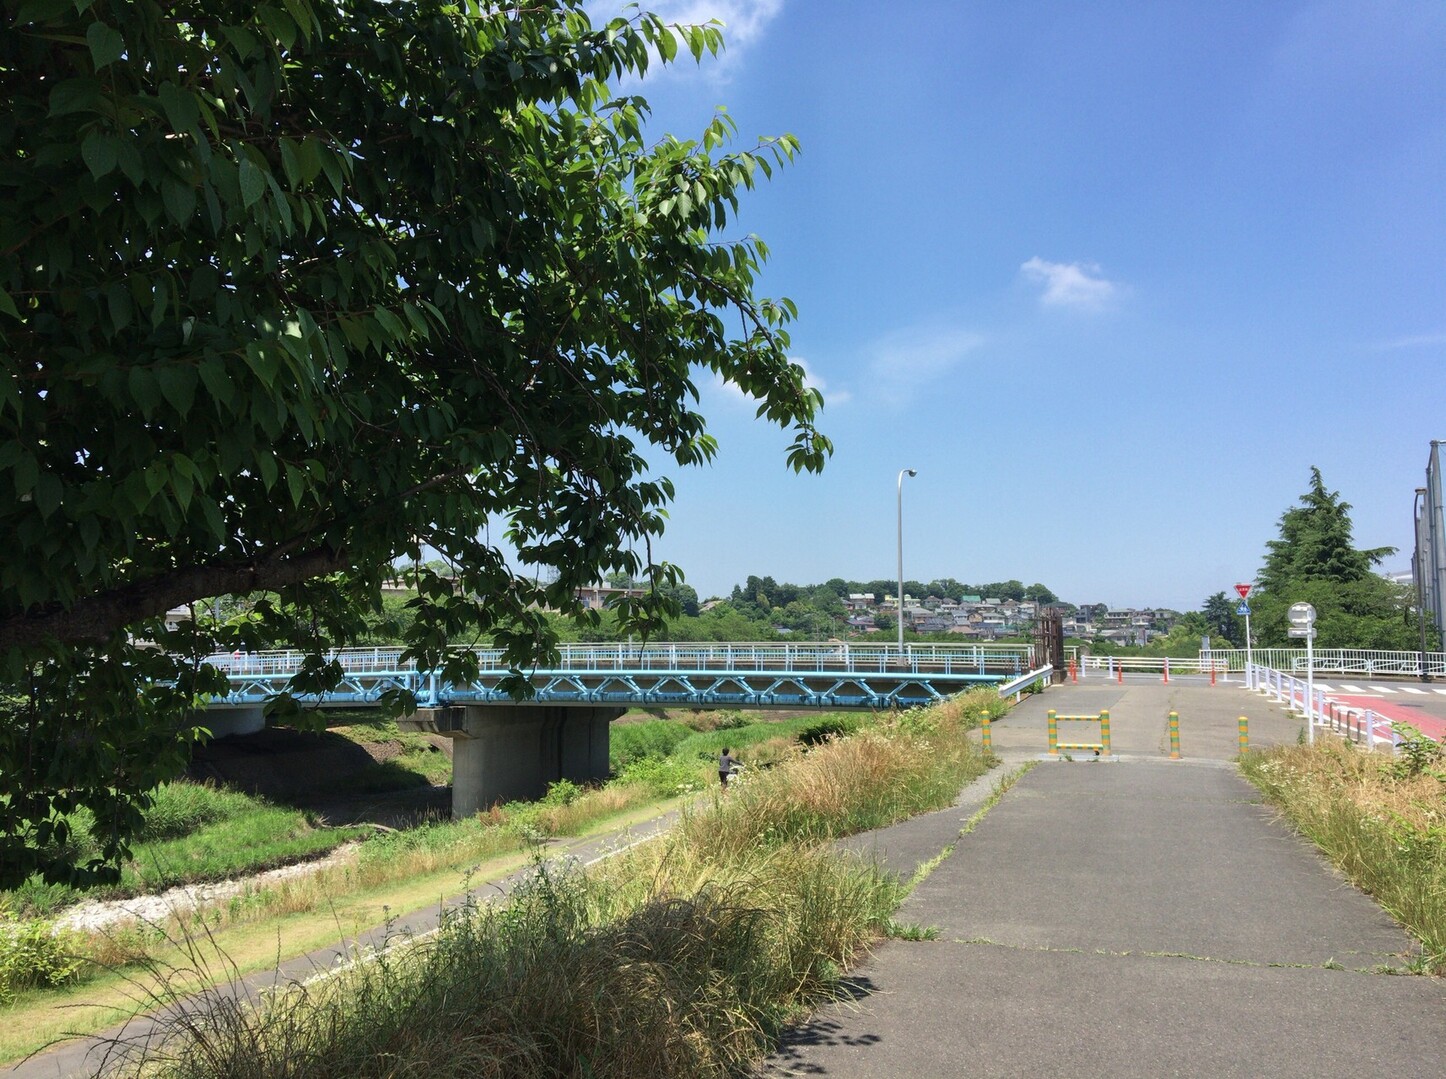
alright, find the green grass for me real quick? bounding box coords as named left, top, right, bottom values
left=2, top=690, right=1012, bottom=1058
left=322, top=715, right=454, bottom=788
left=104, top=689, right=1010, bottom=1079
left=1241, top=738, right=1446, bottom=971
left=6, top=783, right=366, bottom=918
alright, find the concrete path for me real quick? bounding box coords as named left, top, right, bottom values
left=760, top=681, right=1444, bottom=1078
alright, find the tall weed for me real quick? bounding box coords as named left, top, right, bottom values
left=110, top=691, right=1001, bottom=1078
left=1242, top=738, right=1446, bottom=969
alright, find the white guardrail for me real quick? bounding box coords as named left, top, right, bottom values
left=1203, top=647, right=1446, bottom=676
left=1080, top=655, right=1229, bottom=677
left=203, top=641, right=1039, bottom=678
left=996, top=665, right=1054, bottom=701
left=1245, top=663, right=1399, bottom=752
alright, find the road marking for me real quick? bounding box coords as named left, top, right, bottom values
left=1401, top=686, right=1427, bottom=695
left=1315, top=682, right=1334, bottom=692
left=1368, top=685, right=1395, bottom=694
left=1435, top=688, right=1446, bottom=696
left=1338, top=684, right=1365, bottom=692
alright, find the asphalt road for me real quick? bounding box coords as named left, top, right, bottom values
left=758, top=682, right=1444, bottom=1078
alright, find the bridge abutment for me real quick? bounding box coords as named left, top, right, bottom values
left=403, top=704, right=622, bottom=817
left=200, top=705, right=266, bottom=738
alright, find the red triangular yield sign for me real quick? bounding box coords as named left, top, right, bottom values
left=1234, top=583, right=1252, bottom=599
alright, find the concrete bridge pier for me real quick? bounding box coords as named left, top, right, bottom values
left=403, top=704, right=623, bottom=818
left=200, top=705, right=266, bottom=738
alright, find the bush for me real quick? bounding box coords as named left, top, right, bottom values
left=797, top=717, right=860, bottom=746
left=681, top=709, right=750, bottom=732
left=137, top=782, right=260, bottom=843
left=609, top=721, right=695, bottom=771
left=0, top=918, right=84, bottom=1005
left=540, top=778, right=585, bottom=807
left=1392, top=723, right=1446, bottom=780
left=615, top=756, right=706, bottom=797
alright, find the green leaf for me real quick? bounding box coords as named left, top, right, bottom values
left=156, top=81, right=200, bottom=132
left=237, top=156, right=266, bottom=209
left=284, top=462, right=305, bottom=506
left=127, top=366, right=162, bottom=417
left=373, top=307, right=406, bottom=340
left=278, top=138, right=302, bottom=187
left=157, top=365, right=198, bottom=416
left=255, top=450, right=279, bottom=491
left=81, top=131, right=119, bottom=179
left=0, top=286, right=19, bottom=320
left=296, top=136, right=323, bottom=184
left=197, top=357, right=234, bottom=409
left=162, top=178, right=197, bottom=225
left=47, top=77, right=102, bottom=118
left=85, top=21, right=126, bottom=70
left=12, top=452, right=38, bottom=498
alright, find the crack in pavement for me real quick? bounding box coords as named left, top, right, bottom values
left=945, top=934, right=1425, bottom=975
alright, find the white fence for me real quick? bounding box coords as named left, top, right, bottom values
left=1205, top=648, right=1446, bottom=677
left=1079, top=655, right=1230, bottom=677
left=1246, top=664, right=1398, bottom=752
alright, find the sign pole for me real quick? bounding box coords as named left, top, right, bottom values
left=1235, top=583, right=1254, bottom=687
left=1286, top=601, right=1317, bottom=743
left=1244, top=609, right=1253, bottom=686
left=1305, top=626, right=1314, bottom=745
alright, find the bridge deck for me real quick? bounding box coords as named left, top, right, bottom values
left=204, top=643, right=1040, bottom=711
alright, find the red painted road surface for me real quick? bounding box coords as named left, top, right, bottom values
left=1330, top=695, right=1446, bottom=743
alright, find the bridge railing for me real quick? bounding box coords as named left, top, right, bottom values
left=1204, top=648, right=1446, bottom=676
left=202, top=642, right=1036, bottom=680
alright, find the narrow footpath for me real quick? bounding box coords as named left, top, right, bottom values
left=759, top=680, right=1444, bottom=1078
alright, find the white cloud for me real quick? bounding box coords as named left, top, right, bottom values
left=1020, top=257, right=1118, bottom=310
left=648, top=0, right=783, bottom=47
left=602, top=0, right=784, bottom=83
left=710, top=354, right=848, bottom=409
left=1368, top=331, right=1446, bottom=351
left=865, top=324, right=984, bottom=408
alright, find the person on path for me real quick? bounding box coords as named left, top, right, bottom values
left=719, top=747, right=736, bottom=790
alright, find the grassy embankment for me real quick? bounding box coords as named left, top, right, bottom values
left=1241, top=724, right=1446, bottom=972
left=0, top=701, right=993, bottom=1059
left=5, top=690, right=1008, bottom=1074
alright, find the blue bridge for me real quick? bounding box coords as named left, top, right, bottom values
left=201, top=642, right=1046, bottom=816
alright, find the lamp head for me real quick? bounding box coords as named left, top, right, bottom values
left=905, top=469, right=917, bottom=477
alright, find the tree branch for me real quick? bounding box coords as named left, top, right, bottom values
left=0, top=544, right=350, bottom=653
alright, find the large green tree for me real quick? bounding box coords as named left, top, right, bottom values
left=1200, top=591, right=1241, bottom=645
left=1252, top=469, right=1411, bottom=648
left=0, top=0, right=828, bottom=886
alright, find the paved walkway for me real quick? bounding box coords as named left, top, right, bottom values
left=760, top=681, right=1444, bottom=1078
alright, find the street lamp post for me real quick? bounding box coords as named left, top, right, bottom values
left=897, top=468, right=917, bottom=656
left=1415, top=488, right=1431, bottom=682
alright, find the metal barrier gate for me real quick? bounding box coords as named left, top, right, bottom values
left=1047, top=709, right=1111, bottom=757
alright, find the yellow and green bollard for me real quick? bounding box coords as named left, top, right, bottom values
left=1168, top=710, right=1181, bottom=759
left=1100, top=709, right=1112, bottom=756
left=981, top=710, right=992, bottom=753
left=1238, top=715, right=1249, bottom=754
left=1047, top=709, right=1058, bottom=755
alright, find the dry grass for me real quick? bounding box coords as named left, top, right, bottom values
left=1242, top=736, right=1446, bottom=971
left=97, top=690, right=1008, bottom=1078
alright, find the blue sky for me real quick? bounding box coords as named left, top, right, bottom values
left=604, top=0, right=1444, bottom=610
